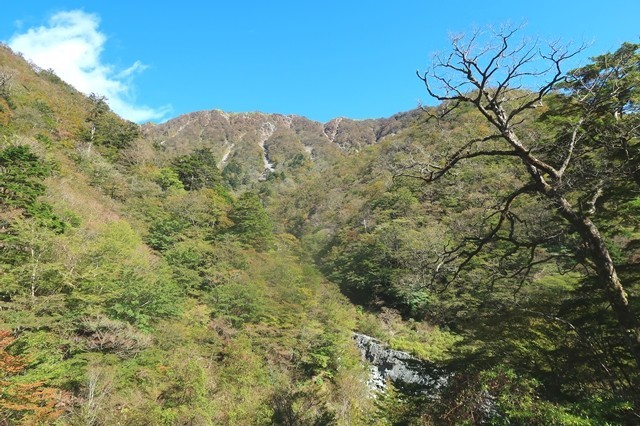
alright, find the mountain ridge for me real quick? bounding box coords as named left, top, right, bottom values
left=2, top=37, right=639, bottom=424
left=140, top=107, right=422, bottom=185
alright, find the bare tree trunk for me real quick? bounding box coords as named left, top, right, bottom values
left=544, top=185, right=640, bottom=369
left=30, top=247, right=37, bottom=299
left=418, top=26, right=640, bottom=372
left=501, top=102, right=640, bottom=371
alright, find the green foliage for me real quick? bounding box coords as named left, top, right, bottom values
left=0, top=45, right=378, bottom=424
left=172, top=148, right=224, bottom=191
left=143, top=187, right=231, bottom=252
left=389, top=331, right=460, bottom=362
left=325, top=209, right=451, bottom=318
left=0, top=218, right=66, bottom=299
left=146, top=217, right=187, bottom=251
left=164, top=237, right=247, bottom=293
left=4, top=37, right=640, bottom=425
left=106, top=266, right=181, bottom=329
left=155, top=167, right=185, bottom=191
left=73, top=221, right=182, bottom=329
left=82, top=93, right=140, bottom=155
left=327, top=231, right=394, bottom=304
left=0, top=330, right=69, bottom=425
left=222, top=158, right=250, bottom=189
left=371, top=382, right=432, bottom=425
left=430, top=367, right=594, bottom=425
left=228, top=192, right=274, bottom=251
left=158, top=354, right=216, bottom=423
left=210, top=279, right=266, bottom=327
left=0, top=144, right=49, bottom=211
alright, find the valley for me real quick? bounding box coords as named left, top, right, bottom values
left=1, top=33, right=639, bottom=425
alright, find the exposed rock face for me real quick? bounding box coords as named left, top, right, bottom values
left=353, top=333, right=447, bottom=395
left=353, top=333, right=498, bottom=421
left=141, top=109, right=419, bottom=184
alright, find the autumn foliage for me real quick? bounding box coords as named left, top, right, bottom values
left=0, top=330, right=66, bottom=425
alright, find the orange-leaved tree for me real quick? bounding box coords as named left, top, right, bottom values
left=0, top=330, right=67, bottom=424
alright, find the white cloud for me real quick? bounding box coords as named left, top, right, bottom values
left=8, top=10, right=170, bottom=122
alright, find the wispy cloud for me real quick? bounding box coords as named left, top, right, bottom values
left=8, top=10, right=170, bottom=122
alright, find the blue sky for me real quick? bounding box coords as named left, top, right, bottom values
left=2, top=1, right=639, bottom=123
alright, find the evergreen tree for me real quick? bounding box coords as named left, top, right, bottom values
left=172, top=148, right=223, bottom=191
left=228, top=192, right=274, bottom=251
left=0, top=145, right=49, bottom=212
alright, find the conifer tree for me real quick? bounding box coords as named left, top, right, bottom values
left=229, top=192, right=274, bottom=251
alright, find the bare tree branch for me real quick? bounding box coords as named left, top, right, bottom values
left=413, top=26, right=640, bottom=371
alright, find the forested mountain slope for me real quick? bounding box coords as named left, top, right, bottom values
left=0, top=44, right=377, bottom=425
left=141, top=108, right=414, bottom=186
left=1, top=31, right=640, bottom=425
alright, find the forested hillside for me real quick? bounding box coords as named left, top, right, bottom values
left=0, top=44, right=374, bottom=425
left=1, top=29, right=639, bottom=425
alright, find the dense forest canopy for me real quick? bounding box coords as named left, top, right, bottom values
left=0, top=27, right=639, bottom=425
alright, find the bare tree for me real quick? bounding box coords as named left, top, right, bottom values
left=0, top=67, right=13, bottom=99
left=405, top=27, right=640, bottom=370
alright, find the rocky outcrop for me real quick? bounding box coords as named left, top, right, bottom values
left=141, top=109, right=418, bottom=183
left=353, top=333, right=447, bottom=395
